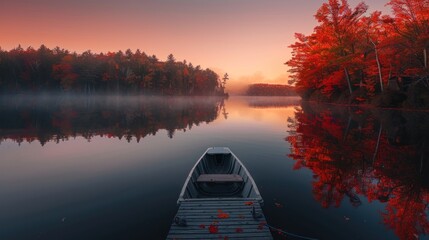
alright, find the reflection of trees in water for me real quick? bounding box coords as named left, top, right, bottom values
left=246, top=96, right=301, bottom=109
left=286, top=103, right=429, bottom=240
left=0, top=96, right=225, bottom=145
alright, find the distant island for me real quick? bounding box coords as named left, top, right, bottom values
left=246, top=83, right=297, bottom=96
left=0, top=45, right=228, bottom=96
left=286, top=0, right=429, bottom=108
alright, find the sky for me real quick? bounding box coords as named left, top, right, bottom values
left=0, top=0, right=389, bottom=92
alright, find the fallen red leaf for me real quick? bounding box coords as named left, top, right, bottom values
left=235, top=227, right=243, bottom=233
left=199, top=224, right=206, bottom=229
left=244, top=201, right=254, bottom=206
left=257, top=221, right=267, bottom=230
left=217, top=210, right=230, bottom=219
left=209, top=224, right=219, bottom=234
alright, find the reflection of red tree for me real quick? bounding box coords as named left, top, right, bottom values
left=382, top=187, right=429, bottom=239
left=372, top=142, right=429, bottom=239
left=287, top=106, right=429, bottom=239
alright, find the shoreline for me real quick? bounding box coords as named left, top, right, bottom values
left=302, top=99, right=429, bottom=112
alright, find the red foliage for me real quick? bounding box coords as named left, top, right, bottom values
left=208, top=223, right=219, bottom=234
left=217, top=210, right=230, bottom=219
left=286, top=0, right=429, bottom=100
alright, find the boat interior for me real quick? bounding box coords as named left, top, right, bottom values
left=179, top=148, right=261, bottom=201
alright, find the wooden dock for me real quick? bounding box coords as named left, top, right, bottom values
left=167, top=199, right=273, bottom=239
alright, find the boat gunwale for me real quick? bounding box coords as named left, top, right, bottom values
left=177, top=147, right=263, bottom=204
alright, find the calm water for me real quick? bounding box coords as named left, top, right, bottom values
left=1, top=96, right=428, bottom=240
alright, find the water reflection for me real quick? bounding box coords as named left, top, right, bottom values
left=286, top=102, right=429, bottom=240
left=246, top=96, right=301, bottom=108
left=0, top=96, right=226, bottom=145
left=3, top=96, right=427, bottom=239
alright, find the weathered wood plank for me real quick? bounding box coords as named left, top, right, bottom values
left=167, top=236, right=272, bottom=240
left=170, top=224, right=266, bottom=230
left=180, top=203, right=258, bottom=207
left=178, top=207, right=260, bottom=211
left=177, top=210, right=261, bottom=215
left=167, top=237, right=272, bottom=240
left=169, top=228, right=269, bottom=234
left=197, top=174, right=244, bottom=183
left=167, top=199, right=272, bottom=239
left=172, top=217, right=261, bottom=221
left=170, top=220, right=263, bottom=225
left=167, top=232, right=272, bottom=239
left=182, top=199, right=255, bottom=203
left=178, top=206, right=259, bottom=210
left=180, top=202, right=258, bottom=206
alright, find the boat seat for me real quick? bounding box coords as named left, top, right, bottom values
left=197, top=174, right=243, bottom=183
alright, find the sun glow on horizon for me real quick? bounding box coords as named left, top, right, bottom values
left=1, top=0, right=389, bottom=90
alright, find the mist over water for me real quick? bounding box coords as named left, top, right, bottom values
left=0, top=93, right=226, bottom=108
left=0, top=95, right=227, bottom=145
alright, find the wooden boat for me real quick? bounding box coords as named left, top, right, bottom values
left=167, top=147, right=273, bottom=239
left=177, top=147, right=263, bottom=203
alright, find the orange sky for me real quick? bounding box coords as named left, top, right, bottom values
left=0, top=0, right=389, bottom=92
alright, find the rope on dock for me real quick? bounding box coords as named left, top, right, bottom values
left=265, top=224, right=319, bottom=240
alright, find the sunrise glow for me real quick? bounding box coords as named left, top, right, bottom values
left=1, top=0, right=389, bottom=91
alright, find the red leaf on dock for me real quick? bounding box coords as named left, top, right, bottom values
left=217, top=210, right=230, bottom=219
left=244, top=201, right=253, bottom=206
left=235, top=227, right=243, bottom=233
left=257, top=221, right=267, bottom=230
left=209, top=224, right=219, bottom=234
left=199, top=224, right=206, bottom=229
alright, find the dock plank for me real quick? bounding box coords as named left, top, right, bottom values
left=166, top=199, right=272, bottom=239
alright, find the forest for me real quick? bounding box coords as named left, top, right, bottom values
left=286, top=0, right=429, bottom=108
left=0, top=46, right=228, bottom=96
left=246, top=83, right=297, bottom=96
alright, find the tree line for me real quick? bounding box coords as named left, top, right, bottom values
left=0, top=45, right=228, bottom=96
left=286, top=0, right=429, bottom=107
left=246, top=83, right=297, bottom=96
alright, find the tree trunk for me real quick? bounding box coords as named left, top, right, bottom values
left=372, top=124, right=382, bottom=165
left=420, top=141, right=426, bottom=174
left=344, top=67, right=352, bottom=95
left=370, top=39, right=383, bottom=92
left=343, top=113, right=352, bottom=141
left=388, top=64, right=392, bottom=81
left=424, top=48, right=427, bottom=68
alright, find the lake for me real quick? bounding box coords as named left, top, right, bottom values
left=0, top=96, right=428, bottom=240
